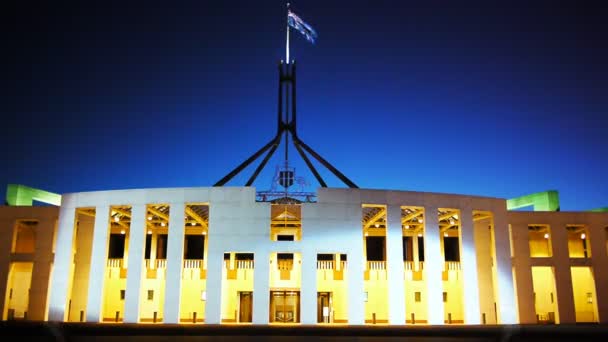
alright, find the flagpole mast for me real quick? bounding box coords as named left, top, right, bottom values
left=286, top=3, right=290, bottom=64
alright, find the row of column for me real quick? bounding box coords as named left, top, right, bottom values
left=511, top=221, right=608, bottom=323
left=48, top=203, right=516, bottom=324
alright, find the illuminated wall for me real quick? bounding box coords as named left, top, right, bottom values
left=1, top=187, right=607, bottom=326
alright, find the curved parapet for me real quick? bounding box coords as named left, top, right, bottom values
left=5, top=184, right=61, bottom=206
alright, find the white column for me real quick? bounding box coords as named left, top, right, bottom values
left=347, top=248, right=365, bottom=324
left=150, top=232, right=158, bottom=268
left=28, top=218, right=56, bottom=321
left=123, top=204, right=146, bottom=323
left=48, top=206, right=76, bottom=321
left=252, top=251, right=270, bottom=324
left=413, top=234, right=420, bottom=271
left=459, top=209, right=481, bottom=324
left=301, top=250, right=317, bottom=324
left=163, top=202, right=185, bottom=324
left=86, top=205, right=110, bottom=322
left=424, top=206, right=444, bottom=325
left=205, top=248, right=223, bottom=323
left=589, top=224, right=608, bottom=323
left=386, top=205, right=405, bottom=325
left=510, top=223, right=536, bottom=324
left=550, top=222, right=576, bottom=324
left=492, top=213, right=517, bottom=324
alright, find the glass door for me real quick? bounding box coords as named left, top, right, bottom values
left=270, top=291, right=300, bottom=323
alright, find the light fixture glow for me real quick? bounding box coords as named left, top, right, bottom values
left=147, top=216, right=152, bottom=221
left=405, top=225, right=410, bottom=229
left=120, top=229, right=125, bottom=235
left=374, top=223, right=379, bottom=228
left=161, top=222, right=166, bottom=227
left=365, top=232, right=369, bottom=236
left=544, top=233, right=549, bottom=239
left=417, top=233, right=422, bottom=237
left=449, top=219, right=455, bottom=225
left=418, top=218, right=423, bottom=223
left=191, top=222, right=196, bottom=226
left=147, top=230, right=152, bottom=234
left=581, top=233, right=586, bottom=240
left=114, top=216, right=119, bottom=222
left=202, top=231, right=206, bottom=235
left=444, top=232, right=448, bottom=237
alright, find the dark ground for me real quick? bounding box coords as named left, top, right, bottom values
left=1, top=321, right=606, bottom=342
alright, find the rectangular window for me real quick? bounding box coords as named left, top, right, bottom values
left=414, top=292, right=421, bottom=302
left=201, top=290, right=207, bottom=301
left=120, top=290, right=125, bottom=300
left=148, top=290, right=154, bottom=300
left=443, top=292, right=448, bottom=302
left=277, top=234, right=295, bottom=241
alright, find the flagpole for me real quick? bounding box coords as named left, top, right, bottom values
left=286, top=3, right=290, bottom=64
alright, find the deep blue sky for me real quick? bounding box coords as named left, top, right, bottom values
left=2, top=1, right=607, bottom=210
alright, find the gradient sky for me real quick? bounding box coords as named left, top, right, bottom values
left=2, top=0, right=607, bottom=210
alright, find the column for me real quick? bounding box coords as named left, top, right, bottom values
left=48, top=205, right=76, bottom=321
left=123, top=204, right=146, bottom=323
left=0, top=219, right=15, bottom=320
left=459, top=209, right=481, bottom=324
left=550, top=222, right=576, bottom=324
left=86, top=206, right=110, bottom=322
left=589, top=224, right=608, bottom=323
left=28, top=218, right=56, bottom=321
left=424, top=206, right=443, bottom=325
left=252, top=251, right=270, bottom=324
left=163, top=202, right=185, bottom=324
left=510, top=223, right=536, bottom=324
left=386, top=205, right=405, bottom=325
left=492, top=213, right=517, bottom=324
left=347, top=246, right=365, bottom=324
left=205, top=247, right=223, bottom=324
left=301, top=249, right=317, bottom=324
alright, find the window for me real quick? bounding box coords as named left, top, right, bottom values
left=414, top=292, right=421, bottom=302
left=201, top=290, right=207, bottom=301
left=277, top=235, right=295, bottom=241
left=120, top=290, right=125, bottom=300
left=148, top=290, right=154, bottom=300
left=364, top=292, right=368, bottom=302
left=587, top=292, right=593, bottom=304
left=443, top=292, right=447, bottom=302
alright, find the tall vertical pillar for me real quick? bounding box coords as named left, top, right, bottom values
left=386, top=205, right=405, bottom=325
left=346, top=247, right=366, bottom=325
left=424, top=206, right=444, bottom=325
left=48, top=205, right=76, bottom=321
left=86, top=206, right=110, bottom=322
left=123, top=204, right=146, bottom=323
left=492, top=213, right=517, bottom=324
left=459, top=209, right=481, bottom=324
left=301, top=249, right=317, bottom=324
left=589, top=224, right=608, bottom=323
left=252, top=251, right=270, bottom=324
left=149, top=232, right=158, bottom=268
left=163, top=202, right=185, bottom=324
left=510, top=223, right=536, bottom=323
left=413, top=234, right=420, bottom=271
left=28, top=218, right=57, bottom=321
left=0, top=219, right=15, bottom=320
left=550, top=222, right=575, bottom=324
left=205, top=247, right=223, bottom=324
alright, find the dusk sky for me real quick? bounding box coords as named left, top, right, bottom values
left=2, top=1, right=607, bottom=210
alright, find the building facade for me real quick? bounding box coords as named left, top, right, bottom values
left=1, top=186, right=607, bottom=325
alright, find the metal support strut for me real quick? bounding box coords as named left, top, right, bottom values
left=214, top=61, right=358, bottom=189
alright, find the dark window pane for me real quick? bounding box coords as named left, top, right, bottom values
left=277, top=235, right=294, bottom=241
left=156, top=234, right=168, bottom=259
left=236, top=253, right=254, bottom=260
left=184, top=235, right=204, bottom=259
left=444, top=237, right=460, bottom=261
left=316, top=254, right=333, bottom=261
left=144, top=234, right=152, bottom=259
left=366, top=236, right=385, bottom=261
left=418, top=236, right=425, bottom=262
left=108, top=234, right=125, bottom=258
left=277, top=253, right=293, bottom=260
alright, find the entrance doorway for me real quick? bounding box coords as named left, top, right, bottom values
left=270, top=291, right=300, bottom=323
left=317, top=292, right=332, bottom=323
left=238, top=292, right=253, bottom=323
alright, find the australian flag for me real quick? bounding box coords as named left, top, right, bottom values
left=288, top=10, right=318, bottom=44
